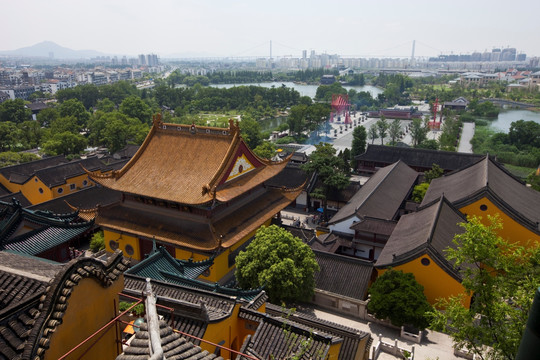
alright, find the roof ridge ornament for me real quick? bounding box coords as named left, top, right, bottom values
left=229, top=118, right=239, bottom=135
left=152, top=113, right=163, bottom=128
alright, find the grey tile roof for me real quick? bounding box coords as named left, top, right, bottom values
left=28, top=186, right=122, bottom=214
left=116, top=320, right=223, bottom=360
left=329, top=161, right=418, bottom=225
left=313, top=250, right=373, bottom=300
left=123, top=277, right=238, bottom=323
left=265, top=303, right=372, bottom=360
left=236, top=308, right=336, bottom=360
left=0, top=156, right=67, bottom=184
left=421, top=156, right=540, bottom=233
left=0, top=203, right=93, bottom=256
left=356, top=144, right=485, bottom=172
left=350, top=217, right=397, bottom=236
left=33, top=157, right=110, bottom=187
left=375, top=197, right=466, bottom=280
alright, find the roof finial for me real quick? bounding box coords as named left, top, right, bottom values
left=151, top=236, right=157, bottom=253
left=152, top=113, right=163, bottom=127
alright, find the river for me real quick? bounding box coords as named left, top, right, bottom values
left=209, top=82, right=383, bottom=99
left=488, top=109, right=540, bottom=132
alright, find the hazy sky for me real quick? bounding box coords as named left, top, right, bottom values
left=2, top=0, right=540, bottom=58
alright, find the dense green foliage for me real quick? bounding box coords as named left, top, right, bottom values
left=429, top=215, right=540, bottom=360
left=368, top=269, right=432, bottom=329
left=412, top=183, right=429, bottom=203
left=351, top=125, right=367, bottom=158
left=302, top=143, right=349, bottom=219
left=235, top=225, right=319, bottom=304
left=0, top=151, right=40, bottom=168
left=471, top=120, right=540, bottom=168
left=89, top=231, right=105, bottom=252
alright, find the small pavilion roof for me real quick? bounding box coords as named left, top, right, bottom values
left=0, top=199, right=93, bottom=256
left=125, top=246, right=265, bottom=302
left=88, top=116, right=290, bottom=205
left=421, top=156, right=540, bottom=233
left=376, top=196, right=466, bottom=281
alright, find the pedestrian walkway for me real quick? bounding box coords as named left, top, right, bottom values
left=457, top=122, right=475, bottom=153
left=295, top=305, right=461, bottom=360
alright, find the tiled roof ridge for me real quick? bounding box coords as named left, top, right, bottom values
left=355, top=161, right=403, bottom=212
left=244, top=306, right=339, bottom=345
left=0, top=155, right=66, bottom=177
left=265, top=303, right=369, bottom=339
left=312, top=248, right=373, bottom=266
left=23, top=251, right=129, bottom=360
left=205, top=128, right=241, bottom=194
left=361, top=143, right=485, bottom=158
left=0, top=206, right=23, bottom=245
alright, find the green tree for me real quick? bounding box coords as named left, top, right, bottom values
left=0, top=99, right=31, bottom=123
left=376, top=117, right=389, bottom=145
left=351, top=125, right=367, bottom=159
left=368, top=269, right=432, bottom=329
left=58, top=99, right=90, bottom=129
left=302, top=143, right=349, bottom=220
left=0, top=151, right=39, bottom=167
left=235, top=225, right=319, bottom=303
left=120, top=95, right=153, bottom=124
left=90, top=231, right=105, bottom=252
left=253, top=141, right=276, bottom=159
left=412, top=182, right=429, bottom=203
left=240, top=115, right=262, bottom=150
left=424, top=164, right=444, bottom=184
left=410, top=117, right=429, bottom=147
left=37, top=107, right=59, bottom=128
left=0, top=122, right=21, bottom=151
left=41, top=131, right=87, bottom=156
left=19, top=120, right=43, bottom=148
left=429, top=215, right=540, bottom=360
left=96, top=98, right=116, bottom=112
left=368, top=125, right=378, bottom=144
left=388, top=119, right=402, bottom=146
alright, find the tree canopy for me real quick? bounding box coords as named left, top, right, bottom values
left=429, top=215, right=540, bottom=360
left=368, top=269, right=432, bottom=329
left=235, top=225, right=319, bottom=303
left=302, top=143, right=349, bottom=219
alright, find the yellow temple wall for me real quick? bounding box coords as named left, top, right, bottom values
left=49, top=174, right=94, bottom=201
left=103, top=218, right=273, bottom=282
left=459, top=197, right=540, bottom=248
left=377, top=254, right=470, bottom=307
left=21, top=176, right=53, bottom=205
left=44, top=275, right=124, bottom=360
left=104, top=230, right=142, bottom=261
left=201, top=304, right=243, bottom=359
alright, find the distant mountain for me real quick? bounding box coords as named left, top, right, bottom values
left=0, top=41, right=107, bottom=59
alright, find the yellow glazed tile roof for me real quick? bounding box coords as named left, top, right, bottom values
left=88, top=116, right=289, bottom=205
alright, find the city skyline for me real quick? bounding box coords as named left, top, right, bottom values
left=2, top=0, right=540, bottom=59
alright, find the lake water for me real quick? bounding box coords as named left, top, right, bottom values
left=488, top=109, right=540, bottom=132
left=209, top=82, right=383, bottom=99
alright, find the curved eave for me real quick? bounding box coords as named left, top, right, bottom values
left=215, top=156, right=291, bottom=202
left=217, top=186, right=303, bottom=249
left=375, top=246, right=462, bottom=282
left=452, top=187, right=540, bottom=235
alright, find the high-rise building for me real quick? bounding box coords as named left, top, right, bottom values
left=302, top=50, right=307, bottom=60
left=138, top=54, right=146, bottom=66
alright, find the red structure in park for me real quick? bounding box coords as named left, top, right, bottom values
left=330, top=94, right=351, bottom=124
left=428, top=98, right=442, bottom=130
